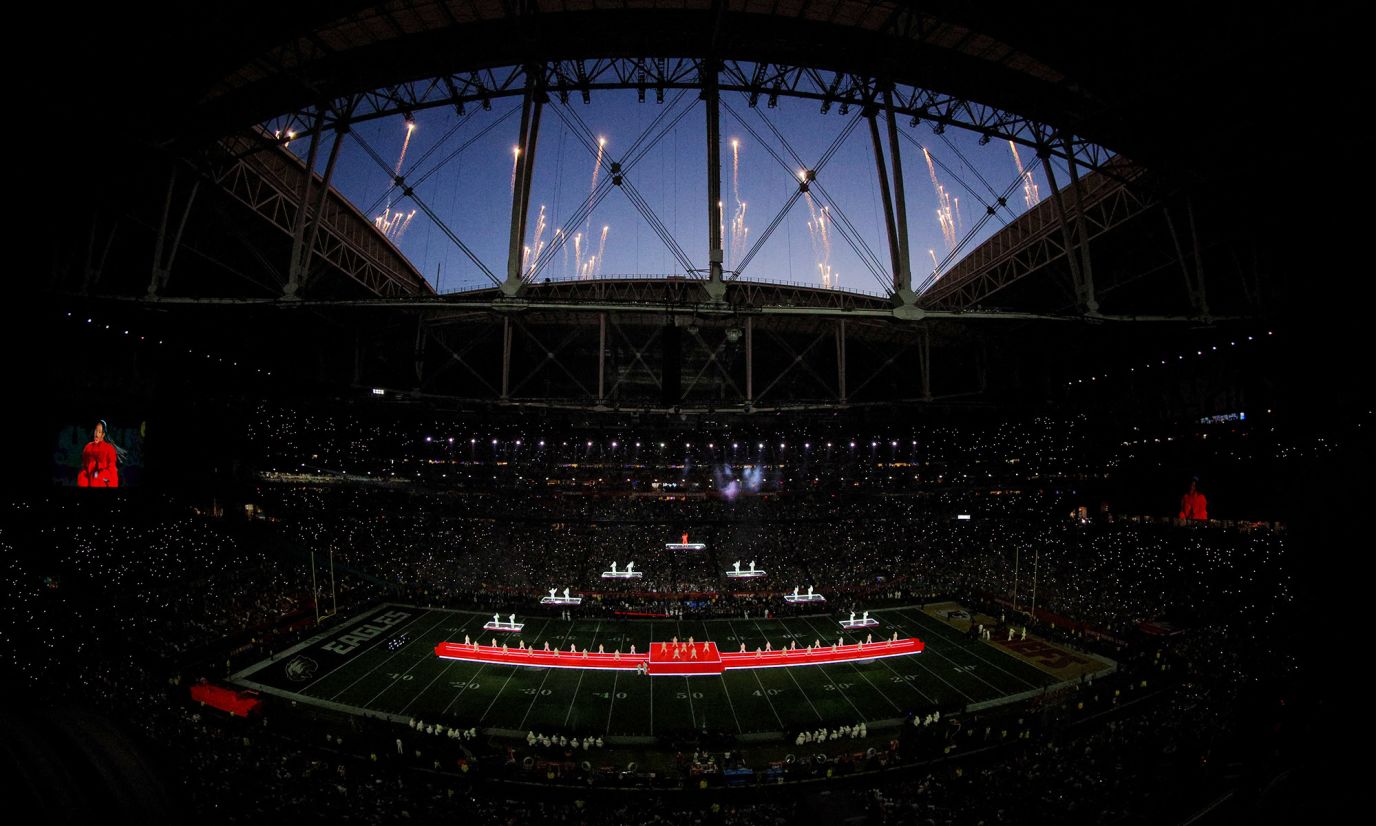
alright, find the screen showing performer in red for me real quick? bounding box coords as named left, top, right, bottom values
left=56, top=419, right=142, bottom=487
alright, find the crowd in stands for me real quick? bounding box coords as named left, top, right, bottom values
left=253, top=484, right=1292, bottom=649
left=2, top=426, right=1302, bottom=822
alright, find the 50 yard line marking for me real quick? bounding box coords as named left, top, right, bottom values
left=561, top=621, right=602, bottom=727
left=604, top=670, right=621, bottom=735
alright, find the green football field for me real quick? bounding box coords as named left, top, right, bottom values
left=233, top=603, right=1086, bottom=739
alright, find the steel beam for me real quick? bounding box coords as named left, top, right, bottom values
left=147, top=167, right=200, bottom=297
left=285, top=108, right=327, bottom=297
left=884, top=90, right=915, bottom=303
left=296, top=121, right=347, bottom=293
left=1038, top=151, right=1098, bottom=314
left=503, top=82, right=543, bottom=296
left=866, top=109, right=903, bottom=290
left=704, top=65, right=726, bottom=301
left=1061, top=135, right=1098, bottom=313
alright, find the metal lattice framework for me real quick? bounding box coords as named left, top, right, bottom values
left=259, top=59, right=1114, bottom=176
left=920, top=158, right=1155, bottom=309
left=211, top=133, right=432, bottom=297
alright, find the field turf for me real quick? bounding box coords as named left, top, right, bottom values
left=233, top=604, right=1082, bottom=739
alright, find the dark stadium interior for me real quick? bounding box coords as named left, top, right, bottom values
left=8, top=3, right=1368, bottom=824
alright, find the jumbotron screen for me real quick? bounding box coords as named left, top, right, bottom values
left=53, top=419, right=144, bottom=488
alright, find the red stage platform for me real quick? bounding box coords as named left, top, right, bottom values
left=434, top=637, right=923, bottom=676
left=190, top=682, right=262, bottom=717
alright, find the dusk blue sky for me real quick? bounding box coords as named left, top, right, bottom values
left=282, top=87, right=1087, bottom=296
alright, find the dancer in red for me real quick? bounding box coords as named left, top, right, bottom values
left=77, top=420, right=120, bottom=488
left=1178, top=477, right=1207, bottom=522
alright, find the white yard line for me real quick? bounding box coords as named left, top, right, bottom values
left=724, top=619, right=786, bottom=729
left=561, top=621, right=603, bottom=727
left=893, top=608, right=1042, bottom=691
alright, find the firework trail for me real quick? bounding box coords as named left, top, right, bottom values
left=395, top=209, right=417, bottom=241
left=922, top=147, right=959, bottom=250
left=593, top=225, right=608, bottom=278
left=928, top=249, right=939, bottom=271
left=727, top=139, right=750, bottom=267
left=718, top=201, right=726, bottom=258
left=394, top=121, right=416, bottom=179
left=1009, top=141, right=1041, bottom=208
left=574, top=138, right=608, bottom=279
left=373, top=207, right=417, bottom=242
left=376, top=121, right=417, bottom=233
left=510, top=145, right=520, bottom=193
left=524, top=205, right=548, bottom=277
left=590, top=137, right=606, bottom=198
left=803, top=193, right=836, bottom=289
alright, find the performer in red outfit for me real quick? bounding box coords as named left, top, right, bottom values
left=1178, top=477, right=1207, bottom=521
left=77, top=420, right=120, bottom=488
